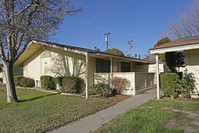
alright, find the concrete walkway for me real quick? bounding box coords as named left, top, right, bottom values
left=51, top=88, right=163, bottom=133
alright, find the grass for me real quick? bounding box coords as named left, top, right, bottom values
left=96, top=100, right=199, bottom=133
left=0, top=88, right=125, bottom=133
left=144, top=99, right=199, bottom=111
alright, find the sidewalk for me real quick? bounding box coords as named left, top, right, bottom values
left=51, top=88, right=163, bottom=133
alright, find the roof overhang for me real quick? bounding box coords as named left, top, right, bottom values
left=14, top=40, right=154, bottom=67
left=149, top=43, right=199, bottom=54
left=14, top=42, right=41, bottom=66
left=32, top=40, right=88, bottom=55
left=14, top=40, right=89, bottom=67
left=95, top=53, right=154, bottom=64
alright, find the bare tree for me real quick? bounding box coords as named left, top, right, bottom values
left=0, top=0, right=81, bottom=103
left=168, top=0, right=199, bottom=39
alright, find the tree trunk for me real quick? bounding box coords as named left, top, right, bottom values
left=2, top=61, right=18, bottom=103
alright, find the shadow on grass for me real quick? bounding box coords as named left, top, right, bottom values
left=18, top=93, right=57, bottom=103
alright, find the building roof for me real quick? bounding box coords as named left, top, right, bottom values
left=32, top=40, right=154, bottom=64
left=14, top=40, right=154, bottom=67
left=150, top=36, right=199, bottom=50
left=149, top=36, right=199, bottom=54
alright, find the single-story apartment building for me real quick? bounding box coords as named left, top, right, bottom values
left=150, top=36, right=199, bottom=99
left=1, top=40, right=165, bottom=98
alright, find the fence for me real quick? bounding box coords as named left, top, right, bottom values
left=94, top=72, right=155, bottom=95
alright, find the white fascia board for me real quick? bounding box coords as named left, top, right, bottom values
left=150, top=43, right=199, bottom=54
left=32, top=40, right=88, bottom=55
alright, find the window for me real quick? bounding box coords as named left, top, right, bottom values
left=96, top=59, right=110, bottom=73
left=121, top=62, right=131, bottom=72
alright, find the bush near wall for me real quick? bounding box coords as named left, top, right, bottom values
left=160, top=73, right=180, bottom=98
left=62, top=76, right=85, bottom=93
left=111, top=77, right=129, bottom=94
left=14, top=76, right=24, bottom=86
left=20, top=77, right=35, bottom=87
left=40, top=76, right=56, bottom=90
left=54, top=76, right=65, bottom=87
left=0, top=78, right=3, bottom=83
left=90, top=83, right=112, bottom=97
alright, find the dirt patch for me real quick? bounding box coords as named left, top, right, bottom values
left=103, top=95, right=131, bottom=104
left=162, top=96, right=199, bottom=102
left=90, top=94, right=131, bottom=105
left=139, top=91, right=149, bottom=94
left=163, top=107, right=199, bottom=133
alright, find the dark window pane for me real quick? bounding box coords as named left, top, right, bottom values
left=121, top=62, right=131, bottom=72
left=96, top=59, right=110, bottom=73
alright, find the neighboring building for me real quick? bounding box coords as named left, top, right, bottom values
left=150, top=36, right=199, bottom=98
left=1, top=40, right=164, bottom=96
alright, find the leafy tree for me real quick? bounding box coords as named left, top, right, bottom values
left=0, top=0, right=81, bottom=103
left=105, top=48, right=124, bottom=56
left=154, top=37, right=171, bottom=48
left=165, top=52, right=184, bottom=73
left=154, top=37, right=185, bottom=72
left=154, top=37, right=171, bottom=62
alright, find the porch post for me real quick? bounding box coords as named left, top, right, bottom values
left=132, top=72, right=136, bottom=96
left=110, top=57, right=113, bottom=73
left=86, top=53, right=89, bottom=99
left=156, top=54, right=160, bottom=99
left=110, top=57, right=113, bottom=85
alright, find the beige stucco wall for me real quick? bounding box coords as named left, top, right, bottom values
left=133, top=63, right=164, bottom=73
left=88, top=57, right=95, bottom=88
left=23, top=49, right=42, bottom=80
left=0, top=71, right=5, bottom=83
left=185, top=49, right=199, bottom=93
left=21, top=46, right=97, bottom=88
left=112, top=60, right=119, bottom=72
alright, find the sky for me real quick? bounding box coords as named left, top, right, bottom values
left=54, top=0, right=194, bottom=58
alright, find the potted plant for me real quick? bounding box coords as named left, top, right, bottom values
left=178, top=69, right=197, bottom=99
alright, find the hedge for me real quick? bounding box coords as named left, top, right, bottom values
left=90, top=83, right=112, bottom=97
left=54, top=76, right=65, bottom=87
left=160, top=73, right=180, bottom=98
left=40, top=76, right=56, bottom=90
left=20, top=77, right=35, bottom=87
left=62, top=76, right=85, bottom=93
left=14, top=76, right=24, bottom=86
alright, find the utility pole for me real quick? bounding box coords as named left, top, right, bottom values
left=104, top=32, right=111, bottom=50
left=128, top=40, right=133, bottom=57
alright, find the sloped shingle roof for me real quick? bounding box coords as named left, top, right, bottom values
left=150, top=36, right=199, bottom=50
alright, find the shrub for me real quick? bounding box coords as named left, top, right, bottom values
left=54, top=76, right=65, bottom=87
left=20, top=77, right=35, bottom=87
left=160, top=73, right=180, bottom=98
left=179, top=69, right=196, bottom=96
left=90, top=83, right=112, bottom=97
left=62, top=76, right=85, bottom=93
left=0, top=78, right=3, bottom=83
left=14, top=76, right=24, bottom=86
left=40, top=76, right=56, bottom=90
left=111, top=77, right=129, bottom=94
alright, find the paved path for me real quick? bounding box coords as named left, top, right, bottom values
left=51, top=88, right=163, bottom=133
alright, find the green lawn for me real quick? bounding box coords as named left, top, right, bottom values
left=96, top=100, right=199, bottom=133
left=0, top=88, right=118, bottom=133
